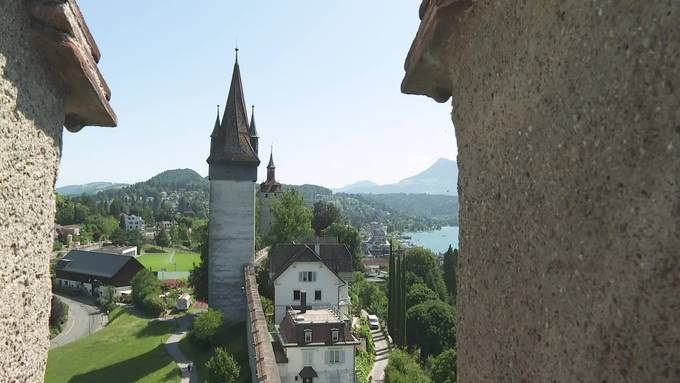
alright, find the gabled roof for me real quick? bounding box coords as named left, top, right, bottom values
left=269, top=243, right=353, bottom=281
left=56, top=250, right=140, bottom=279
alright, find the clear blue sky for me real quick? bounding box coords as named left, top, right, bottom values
left=56, top=1, right=456, bottom=188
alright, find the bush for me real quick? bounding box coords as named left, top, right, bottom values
left=385, top=349, right=431, bottom=383
left=205, top=347, right=240, bottom=383
left=406, top=300, right=455, bottom=359
left=356, top=318, right=375, bottom=355
left=192, top=309, right=223, bottom=346
left=96, top=286, right=117, bottom=313
left=49, top=295, right=67, bottom=327
left=142, top=295, right=167, bottom=317
left=355, top=349, right=374, bottom=383
left=406, top=283, right=439, bottom=309
left=428, top=348, right=456, bottom=383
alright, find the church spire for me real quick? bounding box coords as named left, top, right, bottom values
left=267, top=146, right=275, bottom=168
left=207, top=48, right=259, bottom=180
left=260, top=146, right=282, bottom=193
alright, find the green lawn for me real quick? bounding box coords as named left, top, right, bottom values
left=178, top=321, right=252, bottom=383
left=45, top=308, right=180, bottom=383
left=138, top=249, right=201, bottom=272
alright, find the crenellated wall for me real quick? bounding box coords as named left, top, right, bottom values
left=403, top=1, right=679, bottom=382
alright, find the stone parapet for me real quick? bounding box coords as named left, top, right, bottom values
left=244, top=264, right=282, bottom=383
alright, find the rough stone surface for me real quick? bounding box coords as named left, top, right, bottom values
left=208, top=180, right=256, bottom=324
left=0, top=0, right=64, bottom=381
left=403, top=1, right=679, bottom=382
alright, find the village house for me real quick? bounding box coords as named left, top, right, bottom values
left=121, top=213, right=145, bottom=231
left=269, top=241, right=354, bottom=324
left=96, top=245, right=138, bottom=257
left=54, top=249, right=144, bottom=297
left=273, top=303, right=359, bottom=383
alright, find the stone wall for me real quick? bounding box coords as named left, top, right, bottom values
left=402, top=1, right=679, bottom=382
left=244, top=264, right=282, bottom=383
left=0, top=2, right=64, bottom=380
left=209, top=180, right=256, bottom=324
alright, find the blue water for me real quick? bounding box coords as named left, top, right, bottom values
left=404, top=226, right=459, bottom=254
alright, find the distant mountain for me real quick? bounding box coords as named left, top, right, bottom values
left=147, top=169, right=209, bottom=188
left=56, top=182, right=127, bottom=196
left=335, top=158, right=458, bottom=195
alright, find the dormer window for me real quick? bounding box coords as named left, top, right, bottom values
left=331, top=328, right=339, bottom=342
left=304, top=329, right=313, bottom=343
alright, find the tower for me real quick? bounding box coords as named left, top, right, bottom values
left=249, top=105, right=259, bottom=155
left=207, top=49, right=260, bottom=323
left=258, top=147, right=283, bottom=237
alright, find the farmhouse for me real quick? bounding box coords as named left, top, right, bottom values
left=269, top=242, right=354, bottom=323
left=54, top=250, right=144, bottom=296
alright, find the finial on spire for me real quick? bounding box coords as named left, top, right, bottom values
left=216, top=104, right=220, bottom=115
left=235, top=45, right=239, bottom=62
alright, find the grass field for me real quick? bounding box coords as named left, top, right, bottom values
left=178, top=321, right=252, bottom=383
left=138, top=249, right=201, bottom=272
left=45, top=308, right=180, bottom=383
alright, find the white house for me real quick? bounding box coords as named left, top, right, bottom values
left=269, top=243, right=355, bottom=324
left=273, top=304, right=359, bottom=383
left=121, top=214, right=144, bottom=231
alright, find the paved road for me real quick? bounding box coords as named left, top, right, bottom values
left=164, top=315, right=197, bottom=383
left=369, top=328, right=390, bottom=381
left=50, top=294, right=106, bottom=349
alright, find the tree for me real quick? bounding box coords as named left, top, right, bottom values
left=205, top=347, right=240, bottom=383
left=49, top=295, right=67, bottom=328
left=130, top=269, right=163, bottom=316
left=192, top=309, right=223, bottom=346
left=311, top=201, right=340, bottom=236
left=403, top=247, right=447, bottom=300
left=442, top=245, right=457, bottom=301
left=188, top=224, right=208, bottom=301
left=385, top=349, right=431, bottom=383
left=256, top=261, right=274, bottom=300
left=155, top=228, right=171, bottom=247
left=125, top=229, right=145, bottom=253
left=406, top=300, right=455, bottom=359
left=351, top=273, right=388, bottom=319
left=406, top=283, right=438, bottom=309
left=96, top=286, right=116, bottom=313
left=110, top=228, right=127, bottom=246
left=428, top=348, right=457, bottom=383
left=321, top=222, right=364, bottom=272
left=267, top=190, right=313, bottom=244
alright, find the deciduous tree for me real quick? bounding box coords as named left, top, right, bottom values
left=267, top=190, right=313, bottom=244
left=311, top=201, right=340, bottom=236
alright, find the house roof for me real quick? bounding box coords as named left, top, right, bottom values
left=269, top=243, right=353, bottom=281
left=56, top=250, right=140, bottom=279
left=299, top=367, right=318, bottom=378
left=279, top=308, right=358, bottom=346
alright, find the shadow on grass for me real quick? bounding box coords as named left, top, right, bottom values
left=106, top=307, right=126, bottom=325
left=135, top=319, right=175, bottom=339
left=67, top=345, right=177, bottom=383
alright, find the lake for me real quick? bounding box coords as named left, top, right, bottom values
left=403, top=226, right=459, bottom=254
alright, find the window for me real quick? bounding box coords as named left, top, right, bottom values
left=331, top=328, right=339, bottom=342
left=314, top=290, right=322, bottom=301
left=326, top=350, right=343, bottom=364
left=293, top=290, right=300, bottom=300
left=299, top=271, right=317, bottom=282
left=303, top=350, right=314, bottom=366
left=304, top=329, right=312, bottom=343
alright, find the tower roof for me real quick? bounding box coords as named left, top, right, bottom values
left=210, top=105, right=220, bottom=138
left=268, top=148, right=275, bottom=168
left=249, top=105, right=259, bottom=138
left=208, top=49, right=259, bottom=167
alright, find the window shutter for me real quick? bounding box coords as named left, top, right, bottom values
left=312, top=272, right=317, bottom=282
left=340, top=350, right=346, bottom=363
left=324, top=351, right=329, bottom=364
left=299, top=272, right=303, bottom=282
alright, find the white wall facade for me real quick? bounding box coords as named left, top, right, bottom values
left=277, top=345, right=356, bottom=383
left=274, top=261, right=348, bottom=324
left=208, top=179, right=255, bottom=324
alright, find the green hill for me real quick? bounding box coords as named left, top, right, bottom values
left=147, top=169, right=208, bottom=188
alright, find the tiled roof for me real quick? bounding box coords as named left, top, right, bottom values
left=269, top=243, right=353, bottom=281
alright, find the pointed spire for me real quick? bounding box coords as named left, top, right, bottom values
left=249, top=105, right=258, bottom=138
left=207, top=48, right=259, bottom=173
left=210, top=105, right=220, bottom=138
left=268, top=146, right=275, bottom=168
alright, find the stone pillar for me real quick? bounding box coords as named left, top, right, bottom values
left=0, top=1, right=115, bottom=380
left=402, top=1, right=679, bottom=382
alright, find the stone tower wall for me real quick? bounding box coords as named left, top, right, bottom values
left=209, top=180, right=256, bottom=323
left=0, top=2, right=65, bottom=380
left=258, top=192, right=281, bottom=238
left=402, top=1, right=679, bottom=382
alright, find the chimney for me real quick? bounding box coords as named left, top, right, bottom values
left=314, top=237, right=320, bottom=256
left=300, top=290, right=307, bottom=313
